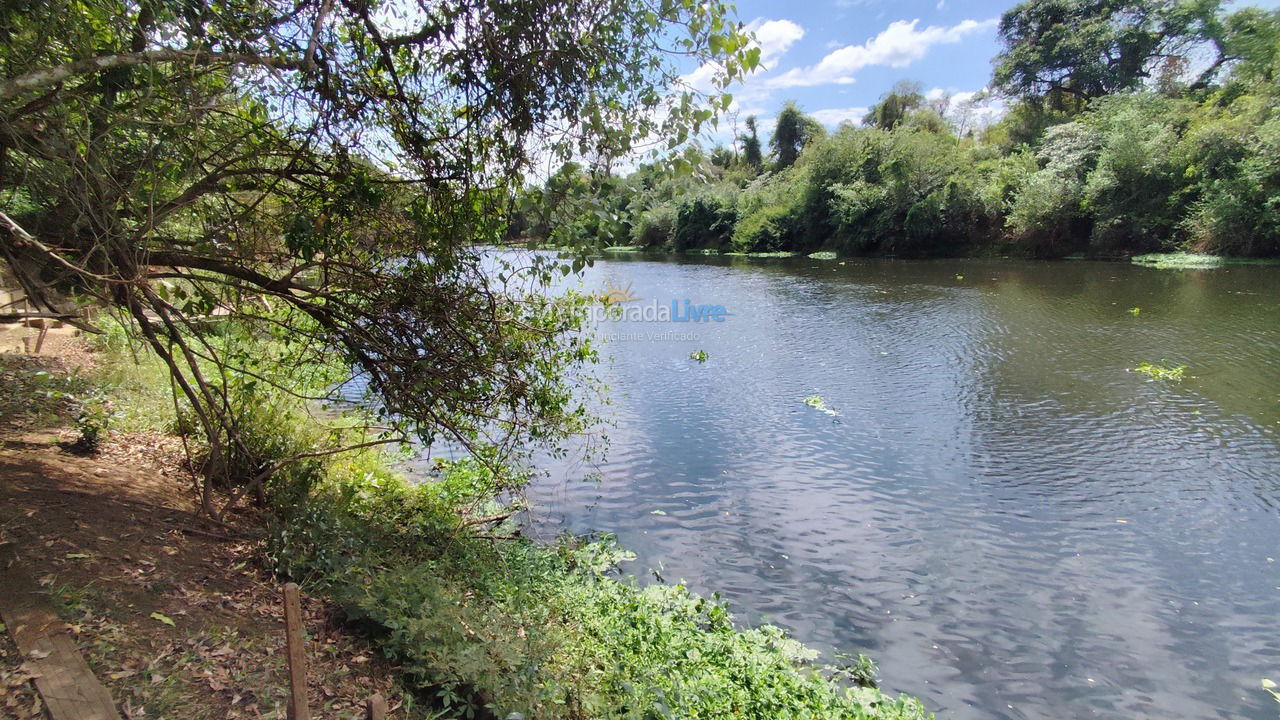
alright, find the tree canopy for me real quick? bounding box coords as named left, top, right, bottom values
left=992, top=0, right=1229, bottom=101
left=0, top=0, right=755, bottom=514
left=519, top=0, right=1280, bottom=262
left=864, top=81, right=928, bottom=130
left=770, top=102, right=824, bottom=169
left=741, top=115, right=764, bottom=169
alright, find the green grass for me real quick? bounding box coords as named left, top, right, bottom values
left=87, top=322, right=178, bottom=433
left=724, top=251, right=800, bottom=258
left=1131, top=253, right=1280, bottom=269
left=600, top=245, right=645, bottom=253
left=86, top=319, right=930, bottom=720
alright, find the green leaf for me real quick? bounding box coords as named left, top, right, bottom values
left=150, top=612, right=175, bottom=627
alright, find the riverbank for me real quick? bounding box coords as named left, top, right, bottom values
left=541, top=243, right=1280, bottom=268
left=0, top=351, right=426, bottom=720
left=0, top=333, right=933, bottom=719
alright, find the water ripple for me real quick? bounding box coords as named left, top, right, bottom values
left=419, top=256, right=1280, bottom=720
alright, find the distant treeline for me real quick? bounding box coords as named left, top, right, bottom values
left=514, top=0, right=1280, bottom=259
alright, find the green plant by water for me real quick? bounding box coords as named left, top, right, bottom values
left=804, top=394, right=841, bottom=416
left=1133, top=362, right=1189, bottom=381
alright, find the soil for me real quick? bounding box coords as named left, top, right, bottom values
left=0, top=343, right=431, bottom=720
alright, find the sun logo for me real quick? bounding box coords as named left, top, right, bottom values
left=600, top=280, right=639, bottom=305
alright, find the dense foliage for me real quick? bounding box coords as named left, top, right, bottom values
left=0, top=0, right=759, bottom=515
left=520, top=0, right=1280, bottom=259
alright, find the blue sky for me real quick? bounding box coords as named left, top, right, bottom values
left=694, top=0, right=1280, bottom=138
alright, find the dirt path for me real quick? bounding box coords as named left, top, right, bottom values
left=0, top=348, right=428, bottom=720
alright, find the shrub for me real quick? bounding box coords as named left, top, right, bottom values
left=265, top=454, right=933, bottom=720
left=1081, top=96, right=1188, bottom=254
left=1185, top=116, right=1280, bottom=255
left=819, top=128, right=993, bottom=256
left=731, top=170, right=806, bottom=252
left=673, top=194, right=737, bottom=252
left=732, top=203, right=798, bottom=252
left=800, top=125, right=891, bottom=248
left=629, top=202, right=678, bottom=248
left=68, top=391, right=116, bottom=454
left=1007, top=121, right=1101, bottom=256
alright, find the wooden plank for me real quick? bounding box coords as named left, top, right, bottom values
left=282, top=582, right=311, bottom=720
left=0, top=543, right=122, bottom=720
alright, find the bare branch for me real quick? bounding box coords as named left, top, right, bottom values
left=0, top=49, right=302, bottom=100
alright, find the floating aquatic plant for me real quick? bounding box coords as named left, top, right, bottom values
left=1132, top=253, right=1280, bottom=269
left=1132, top=362, right=1188, bottom=381
left=803, top=394, right=840, bottom=416
left=689, top=350, right=708, bottom=363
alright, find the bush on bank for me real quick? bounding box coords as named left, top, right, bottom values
left=263, top=455, right=932, bottom=720
left=85, top=322, right=931, bottom=720
left=517, top=88, right=1280, bottom=260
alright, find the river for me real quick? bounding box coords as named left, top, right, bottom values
left=490, top=254, right=1280, bottom=720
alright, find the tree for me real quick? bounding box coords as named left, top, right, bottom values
left=864, top=81, right=927, bottom=130
left=951, top=91, right=994, bottom=137
left=0, top=0, right=754, bottom=516
left=1218, top=8, right=1280, bottom=86
left=770, top=102, right=824, bottom=169
left=992, top=0, right=1227, bottom=102
left=740, top=115, right=764, bottom=169
left=709, top=145, right=736, bottom=169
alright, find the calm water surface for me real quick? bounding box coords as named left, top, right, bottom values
left=449, top=255, right=1280, bottom=719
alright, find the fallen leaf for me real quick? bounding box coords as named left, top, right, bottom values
left=149, top=612, right=175, bottom=627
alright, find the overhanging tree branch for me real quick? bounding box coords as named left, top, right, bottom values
left=0, top=49, right=303, bottom=100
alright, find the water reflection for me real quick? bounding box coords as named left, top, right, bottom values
left=399, top=255, right=1279, bottom=720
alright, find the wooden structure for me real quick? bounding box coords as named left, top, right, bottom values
left=0, top=548, right=390, bottom=720
left=0, top=543, right=123, bottom=720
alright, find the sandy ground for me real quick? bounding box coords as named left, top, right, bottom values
left=0, top=339, right=431, bottom=720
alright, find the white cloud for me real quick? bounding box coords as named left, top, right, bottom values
left=810, top=107, right=871, bottom=127
left=748, top=18, right=806, bottom=68
left=766, top=17, right=997, bottom=89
